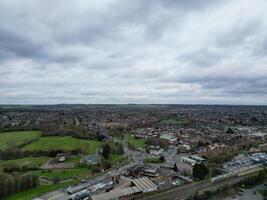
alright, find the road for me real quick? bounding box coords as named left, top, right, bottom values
left=164, top=146, right=177, bottom=165
left=40, top=135, right=255, bottom=200
left=141, top=168, right=263, bottom=200
left=38, top=137, right=148, bottom=200
left=222, top=183, right=265, bottom=200
left=61, top=137, right=149, bottom=195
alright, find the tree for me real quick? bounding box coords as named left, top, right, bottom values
left=52, top=176, right=60, bottom=184
left=97, top=133, right=105, bottom=141
left=0, top=142, right=23, bottom=160
left=0, top=173, right=38, bottom=198
left=6, top=177, right=15, bottom=196
left=193, top=163, right=208, bottom=180
left=117, top=143, right=124, bottom=155
left=102, top=159, right=112, bottom=170
left=173, top=163, right=178, bottom=172
left=20, top=175, right=28, bottom=191
left=91, top=165, right=101, bottom=173
left=211, top=168, right=223, bottom=177
left=0, top=175, right=8, bottom=198
left=159, top=155, right=165, bottom=163
left=102, top=144, right=111, bottom=159
left=225, top=128, right=234, bottom=134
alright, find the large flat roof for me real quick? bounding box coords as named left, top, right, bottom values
left=91, top=187, right=140, bottom=200
left=91, top=177, right=158, bottom=200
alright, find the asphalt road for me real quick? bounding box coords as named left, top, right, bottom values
left=60, top=138, right=149, bottom=195
left=223, top=183, right=265, bottom=200
left=141, top=169, right=263, bottom=200
left=36, top=136, right=262, bottom=200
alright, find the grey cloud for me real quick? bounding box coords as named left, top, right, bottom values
left=0, top=0, right=267, bottom=104
left=152, top=0, right=225, bottom=10
left=178, top=48, right=224, bottom=68
left=0, top=27, right=45, bottom=59
left=216, top=18, right=262, bottom=48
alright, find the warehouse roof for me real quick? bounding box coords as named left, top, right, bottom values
left=91, top=186, right=141, bottom=200
left=91, top=177, right=158, bottom=200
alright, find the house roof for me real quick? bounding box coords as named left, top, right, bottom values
left=84, top=155, right=99, bottom=164
left=160, top=134, right=176, bottom=141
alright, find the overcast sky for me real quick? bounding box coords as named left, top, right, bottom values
left=0, top=0, right=267, bottom=105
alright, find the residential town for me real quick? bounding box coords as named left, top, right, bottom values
left=0, top=104, right=267, bottom=200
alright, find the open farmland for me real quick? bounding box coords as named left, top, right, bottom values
left=0, top=131, right=40, bottom=150
left=22, top=136, right=103, bottom=154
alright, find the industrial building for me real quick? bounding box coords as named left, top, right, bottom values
left=90, top=177, right=158, bottom=200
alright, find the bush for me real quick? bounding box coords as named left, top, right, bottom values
left=193, top=163, right=209, bottom=180
left=144, top=157, right=164, bottom=163
left=91, top=165, right=101, bottom=173
left=102, top=160, right=112, bottom=170
left=236, top=170, right=266, bottom=188
left=3, top=163, right=39, bottom=173
left=3, top=163, right=21, bottom=173
left=52, top=177, right=60, bottom=184
left=102, top=144, right=111, bottom=159
left=0, top=146, right=24, bottom=160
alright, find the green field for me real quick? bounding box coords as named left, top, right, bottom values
left=23, top=136, right=103, bottom=154
left=67, top=156, right=82, bottom=167
left=0, top=157, right=49, bottom=174
left=109, top=154, right=124, bottom=164
left=124, top=134, right=146, bottom=149
left=34, top=168, right=89, bottom=180
left=0, top=157, right=48, bottom=168
left=159, top=118, right=191, bottom=125
left=0, top=131, right=125, bottom=199
left=144, top=157, right=164, bottom=163
left=0, top=131, right=41, bottom=150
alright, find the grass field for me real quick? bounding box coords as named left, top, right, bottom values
left=159, top=118, right=191, bottom=125
left=109, top=154, right=124, bottom=164
left=0, top=157, right=49, bottom=166
left=23, top=136, right=103, bottom=154
left=34, top=168, right=89, bottom=180
left=0, top=131, right=41, bottom=150
left=144, top=157, right=164, bottom=163
left=0, top=157, right=49, bottom=174
left=124, top=134, right=146, bottom=149
left=67, top=156, right=82, bottom=167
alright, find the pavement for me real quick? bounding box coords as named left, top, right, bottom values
left=164, top=146, right=177, bottom=165
left=140, top=167, right=264, bottom=200
left=39, top=190, right=70, bottom=200
left=222, top=184, right=265, bottom=200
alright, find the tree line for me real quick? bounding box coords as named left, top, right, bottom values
left=0, top=173, right=39, bottom=198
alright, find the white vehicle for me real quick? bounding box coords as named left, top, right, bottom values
left=211, top=173, right=233, bottom=183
